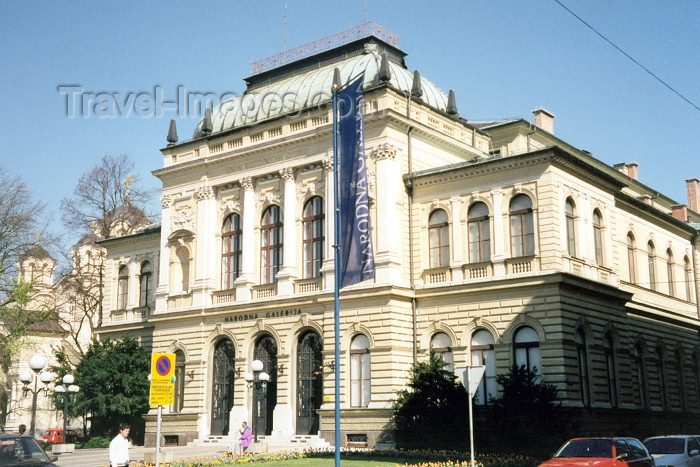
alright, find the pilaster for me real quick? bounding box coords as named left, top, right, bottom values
left=276, top=167, right=297, bottom=296
left=191, top=184, right=216, bottom=306
left=155, top=194, right=172, bottom=312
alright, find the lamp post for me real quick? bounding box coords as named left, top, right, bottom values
left=18, top=355, right=54, bottom=437
left=54, top=374, right=80, bottom=443
left=244, top=359, right=269, bottom=443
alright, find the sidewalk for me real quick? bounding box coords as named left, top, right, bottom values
left=54, top=443, right=231, bottom=467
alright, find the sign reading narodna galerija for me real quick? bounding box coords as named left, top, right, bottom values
left=338, top=75, right=375, bottom=288
left=224, top=308, right=302, bottom=323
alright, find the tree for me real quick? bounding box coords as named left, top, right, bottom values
left=393, top=351, right=470, bottom=450
left=60, top=154, right=152, bottom=240
left=72, top=337, right=150, bottom=443
left=57, top=154, right=153, bottom=354
left=488, top=365, right=562, bottom=456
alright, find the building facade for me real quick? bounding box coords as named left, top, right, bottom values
left=96, top=28, right=700, bottom=448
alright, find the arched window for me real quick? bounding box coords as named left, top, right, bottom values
left=627, top=233, right=637, bottom=284
left=648, top=241, right=656, bottom=291
left=173, top=350, right=185, bottom=413
left=468, top=202, right=490, bottom=263
left=656, top=347, right=666, bottom=409
left=592, top=209, right=603, bottom=265
left=302, top=197, right=324, bottom=278
left=117, top=265, right=129, bottom=310
left=685, top=256, right=693, bottom=302
left=222, top=213, right=242, bottom=289
left=509, top=194, right=534, bottom=257
left=261, top=205, right=283, bottom=284
left=471, top=329, right=496, bottom=406
left=633, top=343, right=646, bottom=408
left=667, top=249, right=675, bottom=297
left=603, top=333, right=617, bottom=407
left=139, top=261, right=152, bottom=307
left=514, top=326, right=540, bottom=374
left=350, top=334, right=371, bottom=407
left=565, top=198, right=576, bottom=257
left=430, top=332, right=453, bottom=372
left=428, top=209, right=449, bottom=268
left=575, top=329, right=589, bottom=405
left=675, top=348, right=685, bottom=410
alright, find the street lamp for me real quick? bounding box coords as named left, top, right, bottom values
left=18, top=355, right=54, bottom=437
left=244, top=359, right=269, bottom=443
left=54, top=374, right=80, bottom=443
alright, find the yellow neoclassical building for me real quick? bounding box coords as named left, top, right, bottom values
left=96, top=25, right=700, bottom=448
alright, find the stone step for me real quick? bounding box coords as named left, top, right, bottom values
left=188, top=433, right=330, bottom=450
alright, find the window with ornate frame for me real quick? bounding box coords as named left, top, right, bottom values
left=302, top=196, right=324, bottom=278
left=468, top=202, right=490, bottom=263
left=430, top=332, right=453, bottom=372
left=117, top=265, right=128, bottom=310
left=428, top=209, right=449, bottom=268
left=222, top=213, right=242, bottom=289
left=471, top=329, right=496, bottom=406
left=509, top=194, right=534, bottom=257
left=633, top=343, right=646, bottom=408
left=627, top=233, right=637, bottom=284
left=514, top=326, right=540, bottom=374
left=172, top=350, right=185, bottom=413
left=565, top=198, right=577, bottom=257
left=648, top=241, right=657, bottom=291
left=350, top=334, right=371, bottom=407
left=592, top=209, right=603, bottom=265
left=139, top=261, right=152, bottom=307
left=667, top=249, right=675, bottom=297
left=261, top=205, right=283, bottom=284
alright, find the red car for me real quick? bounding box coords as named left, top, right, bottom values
left=539, top=437, right=654, bottom=467
left=41, top=429, right=83, bottom=444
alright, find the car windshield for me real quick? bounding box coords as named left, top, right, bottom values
left=0, top=436, right=51, bottom=465
left=556, top=439, right=613, bottom=458
left=645, top=438, right=685, bottom=454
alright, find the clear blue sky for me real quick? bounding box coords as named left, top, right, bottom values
left=2, top=1, right=698, bottom=246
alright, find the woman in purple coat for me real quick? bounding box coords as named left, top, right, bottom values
left=237, top=421, right=252, bottom=453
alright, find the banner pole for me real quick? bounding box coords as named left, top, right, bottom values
left=332, top=69, right=342, bottom=467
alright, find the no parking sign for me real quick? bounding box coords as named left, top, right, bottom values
left=150, top=353, right=175, bottom=405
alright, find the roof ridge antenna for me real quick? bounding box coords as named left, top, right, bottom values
left=250, top=21, right=399, bottom=75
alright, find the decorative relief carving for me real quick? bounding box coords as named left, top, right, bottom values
left=172, top=204, right=196, bottom=232
left=280, top=167, right=295, bottom=182
left=218, top=199, right=241, bottom=213
left=471, top=192, right=480, bottom=202
left=256, top=190, right=281, bottom=205
left=450, top=196, right=461, bottom=205
left=367, top=170, right=376, bottom=199
left=371, top=143, right=397, bottom=160
left=323, top=153, right=333, bottom=171
left=194, top=185, right=215, bottom=201
left=296, top=180, right=324, bottom=199
left=160, top=194, right=172, bottom=208
left=240, top=177, right=254, bottom=191
left=513, top=184, right=522, bottom=194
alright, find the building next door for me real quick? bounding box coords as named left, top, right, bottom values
left=296, top=330, right=323, bottom=434
left=211, top=338, right=235, bottom=435
left=253, top=334, right=277, bottom=436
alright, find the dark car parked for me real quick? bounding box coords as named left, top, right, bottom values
left=539, top=437, right=654, bottom=467
left=0, top=432, right=58, bottom=466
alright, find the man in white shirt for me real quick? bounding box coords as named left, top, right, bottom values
left=109, top=424, right=131, bottom=467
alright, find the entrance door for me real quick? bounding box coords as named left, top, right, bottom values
left=211, top=338, right=235, bottom=435
left=253, top=335, right=277, bottom=436
left=296, top=331, right=323, bottom=434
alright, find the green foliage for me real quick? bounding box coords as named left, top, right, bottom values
left=392, top=351, right=470, bottom=451
left=77, top=435, right=110, bottom=449
left=487, top=365, right=563, bottom=456
left=72, top=337, right=150, bottom=443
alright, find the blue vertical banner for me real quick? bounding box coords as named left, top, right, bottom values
left=337, top=76, right=375, bottom=288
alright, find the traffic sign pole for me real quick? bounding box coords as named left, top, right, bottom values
left=155, top=405, right=162, bottom=467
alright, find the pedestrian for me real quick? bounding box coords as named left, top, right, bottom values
left=17, top=425, right=26, bottom=435
left=237, top=421, right=252, bottom=453
left=109, top=423, right=131, bottom=467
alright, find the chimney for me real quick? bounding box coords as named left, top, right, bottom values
left=614, top=162, right=639, bottom=180
left=639, top=194, right=652, bottom=205
left=671, top=204, right=688, bottom=222
left=532, top=108, right=555, bottom=134
left=686, top=178, right=700, bottom=212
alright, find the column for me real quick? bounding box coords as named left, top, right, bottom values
left=372, top=143, right=401, bottom=284
left=155, top=194, right=172, bottom=313
left=449, top=196, right=464, bottom=281
left=276, top=167, right=297, bottom=296
left=192, top=184, right=216, bottom=306
left=320, top=155, right=335, bottom=290
left=235, top=177, right=255, bottom=301
left=490, top=189, right=506, bottom=277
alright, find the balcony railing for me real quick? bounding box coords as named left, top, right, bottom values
left=294, top=277, right=322, bottom=294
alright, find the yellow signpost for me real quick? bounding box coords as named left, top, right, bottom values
left=149, top=353, right=175, bottom=406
